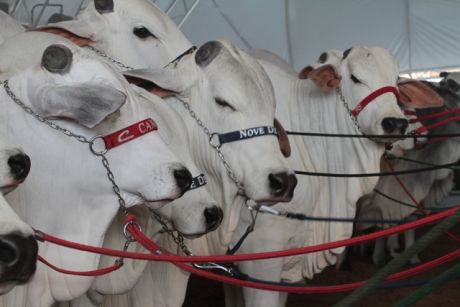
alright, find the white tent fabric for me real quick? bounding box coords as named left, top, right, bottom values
left=5, top=0, right=460, bottom=72
left=179, top=0, right=460, bottom=72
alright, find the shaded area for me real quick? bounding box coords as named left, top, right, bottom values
left=184, top=223, right=460, bottom=306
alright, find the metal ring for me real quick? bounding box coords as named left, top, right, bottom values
left=209, top=133, right=221, bottom=148
left=123, top=221, right=141, bottom=242
left=89, top=135, right=108, bottom=156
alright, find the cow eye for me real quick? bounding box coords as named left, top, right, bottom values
left=215, top=98, right=236, bottom=111
left=350, top=74, right=361, bottom=84
left=133, top=27, right=157, bottom=39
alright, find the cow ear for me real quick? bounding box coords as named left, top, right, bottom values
left=398, top=79, right=444, bottom=108
left=124, top=76, right=177, bottom=98
left=306, top=64, right=341, bottom=92
left=298, top=66, right=313, bottom=80
left=34, top=84, right=126, bottom=128
left=123, top=65, right=198, bottom=96
left=274, top=118, right=291, bottom=158
left=35, top=23, right=96, bottom=46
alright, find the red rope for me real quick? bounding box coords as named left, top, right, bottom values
left=385, top=158, right=460, bottom=244
left=35, top=208, right=458, bottom=265
left=37, top=256, right=122, bottom=276
left=413, top=115, right=460, bottom=134
left=409, top=108, right=460, bottom=123
left=127, top=221, right=460, bottom=293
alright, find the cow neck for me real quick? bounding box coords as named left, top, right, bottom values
left=166, top=96, right=245, bottom=253
left=0, top=77, right=120, bottom=306
left=272, top=76, right=385, bottom=279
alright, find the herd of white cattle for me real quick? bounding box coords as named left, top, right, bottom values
left=0, top=0, right=458, bottom=306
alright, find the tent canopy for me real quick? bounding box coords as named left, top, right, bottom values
left=6, top=0, right=460, bottom=73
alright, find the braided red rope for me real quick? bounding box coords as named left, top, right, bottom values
left=127, top=220, right=460, bottom=293
left=35, top=207, right=458, bottom=265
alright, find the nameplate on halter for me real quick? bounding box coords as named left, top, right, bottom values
left=218, top=126, right=278, bottom=145
left=189, top=174, right=207, bottom=190
left=103, top=118, right=158, bottom=150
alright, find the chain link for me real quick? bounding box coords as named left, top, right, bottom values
left=180, top=99, right=245, bottom=192
left=337, top=86, right=363, bottom=133
left=150, top=210, right=192, bottom=255
left=2, top=80, right=129, bottom=215
left=84, top=45, right=135, bottom=71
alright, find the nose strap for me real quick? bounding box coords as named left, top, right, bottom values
left=211, top=126, right=279, bottom=148
left=352, top=86, right=400, bottom=117
left=189, top=174, right=207, bottom=190
left=102, top=118, right=158, bottom=151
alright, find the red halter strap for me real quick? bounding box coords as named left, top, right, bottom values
left=102, top=118, right=158, bottom=150
left=351, top=86, right=400, bottom=117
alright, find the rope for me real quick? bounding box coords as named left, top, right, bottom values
left=286, top=131, right=460, bottom=139
left=373, top=188, right=457, bottom=211
left=335, top=209, right=460, bottom=307
left=35, top=208, right=458, bottom=264
left=294, top=160, right=459, bottom=177
left=127, top=218, right=460, bottom=294
left=392, top=155, right=460, bottom=170
left=394, top=261, right=460, bottom=306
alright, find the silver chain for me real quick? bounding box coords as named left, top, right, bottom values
left=180, top=99, right=245, bottom=192
left=336, top=86, right=363, bottom=133
left=2, top=80, right=129, bottom=215
left=84, top=45, right=135, bottom=71
left=150, top=209, right=236, bottom=275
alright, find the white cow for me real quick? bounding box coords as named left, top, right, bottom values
left=358, top=72, right=460, bottom=265
left=0, top=11, right=24, bottom=45
left=92, top=40, right=296, bottom=307
left=64, top=85, right=224, bottom=307
left=39, top=0, right=192, bottom=69
left=0, top=134, right=37, bottom=295
left=0, top=37, right=192, bottom=307
left=219, top=46, right=429, bottom=307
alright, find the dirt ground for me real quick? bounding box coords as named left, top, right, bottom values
left=183, top=223, right=460, bottom=307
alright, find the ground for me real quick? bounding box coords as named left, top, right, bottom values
left=183, top=223, right=460, bottom=307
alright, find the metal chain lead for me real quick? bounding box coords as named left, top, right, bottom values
left=337, top=86, right=363, bottom=134
left=2, top=80, right=129, bottom=215
left=84, top=45, right=135, bottom=71
left=150, top=210, right=236, bottom=275
left=180, top=99, right=245, bottom=192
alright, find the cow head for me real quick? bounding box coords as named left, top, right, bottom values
left=125, top=40, right=297, bottom=204
left=0, top=134, right=37, bottom=294
left=17, top=42, right=191, bottom=210
left=330, top=47, right=407, bottom=138
left=42, top=0, right=192, bottom=69
left=133, top=87, right=223, bottom=236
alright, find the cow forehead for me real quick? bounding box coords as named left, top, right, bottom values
left=204, top=43, right=275, bottom=107
left=345, top=47, right=398, bottom=81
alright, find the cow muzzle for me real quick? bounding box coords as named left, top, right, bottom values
left=381, top=117, right=409, bottom=135
left=0, top=234, right=38, bottom=289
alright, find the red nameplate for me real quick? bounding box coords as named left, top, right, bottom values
left=103, top=119, right=158, bottom=150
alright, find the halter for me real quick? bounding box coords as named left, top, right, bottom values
left=209, top=126, right=279, bottom=148
left=351, top=86, right=400, bottom=117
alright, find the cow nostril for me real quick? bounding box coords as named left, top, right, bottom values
left=0, top=235, right=38, bottom=284
left=0, top=240, right=17, bottom=266
left=287, top=174, right=297, bottom=199
left=204, top=206, right=223, bottom=231
left=269, top=172, right=290, bottom=197
left=173, top=168, right=193, bottom=195
left=381, top=118, right=397, bottom=134
left=8, top=154, right=31, bottom=181
left=398, top=119, right=409, bottom=134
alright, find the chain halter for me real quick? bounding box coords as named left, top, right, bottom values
left=1, top=80, right=141, bottom=264
left=84, top=45, right=135, bottom=71
left=337, top=86, right=363, bottom=134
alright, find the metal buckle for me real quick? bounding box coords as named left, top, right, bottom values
left=123, top=220, right=141, bottom=242
left=209, top=133, right=221, bottom=148
left=89, top=135, right=108, bottom=156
